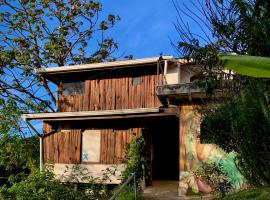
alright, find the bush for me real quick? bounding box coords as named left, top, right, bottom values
left=201, top=80, right=270, bottom=186
left=0, top=134, right=39, bottom=185
left=0, top=168, right=89, bottom=200
left=194, top=162, right=232, bottom=197
left=0, top=165, right=115, bottom=200
left=122, top=135, right=148, bottom=185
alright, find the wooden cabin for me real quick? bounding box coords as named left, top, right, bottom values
left=22, top=56, right=232, bottom=196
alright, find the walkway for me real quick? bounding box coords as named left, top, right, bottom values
left=142, top=180, right=213, bottom=200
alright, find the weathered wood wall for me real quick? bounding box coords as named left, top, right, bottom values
left=42, top=124, right=140, bottom=164
left=100, top=128, right=141, bottom=164
left=43, top=129, right=81, bottom=164
left=58, top=73, right=163, bottom=112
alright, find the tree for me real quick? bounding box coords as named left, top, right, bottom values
left=201, top=80, right=270, bottom=185
left=174, top=0, right=270, bottom=186
left=0, top=0, right=120, bottom=115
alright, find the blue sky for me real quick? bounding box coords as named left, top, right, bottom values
left=99, top=0, right=200, bottom=59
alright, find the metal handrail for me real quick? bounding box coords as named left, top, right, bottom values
left=109, top=172, right=137, bottom=200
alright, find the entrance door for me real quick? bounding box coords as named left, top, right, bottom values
left=151, top=116, right=179, bottom=181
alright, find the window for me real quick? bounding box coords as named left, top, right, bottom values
left=62, top=81, right=85, bottom=96
left=81, top=130, right=101, bottom=163
left=132, top=77, right=141, bottom=86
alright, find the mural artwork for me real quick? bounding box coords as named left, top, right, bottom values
left=179, top=105, right=245, bottom=195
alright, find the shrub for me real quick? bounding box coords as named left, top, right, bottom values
left=0, top=168, right=88, bottom=200
left=194, top=162, right=232, bottom=197
left=122, top=135, right=148, bottom=185
left=201, top=80, right=270, bottom=186
left=0, top=164, right=115, bottom=200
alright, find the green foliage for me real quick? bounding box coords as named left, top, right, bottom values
left=0, top=168, right=89, bottom=200
left=219, top=55, right=270, bottom=78
left=115, top=187, right=143, bottom=200
left=0, top=0, right=121, bottom=112
left=217, top=153, right=245, bottom=191
left=0, top=164, right=117, bottom=200
left=201, top=80, right=270, bottom=185
left=0, top=133, right=39, bottom=185
left=194, top=162, right=232, bottom=197
left=123, top=135, right=148, bottom=185
left=219, top=187, right=270, bottom=200
left=0, top=98, right=21, bottom=134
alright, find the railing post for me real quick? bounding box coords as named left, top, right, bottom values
left=133, top=172, right=137, bottom=200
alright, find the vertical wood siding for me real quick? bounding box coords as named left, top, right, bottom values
left=43, top=127, right=141, bottom=165
left=100, top=128, right=141, bottom=164
left=57, top=74, right=163, bottom=112
left=43, top=129, right=81, bottom=164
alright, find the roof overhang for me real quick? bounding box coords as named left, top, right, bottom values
left=21, top=108, right=173, bottom=122
left=36, top=56, right=174, bottom=84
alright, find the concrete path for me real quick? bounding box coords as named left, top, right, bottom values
left=142, top=180, right=214, bottom=200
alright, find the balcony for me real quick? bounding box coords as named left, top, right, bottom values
left=156, top=83, right=206, bottom=103
left=156, top=81, right=235, bottom=105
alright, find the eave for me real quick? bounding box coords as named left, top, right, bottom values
left=21, top=108, right=170, bottom=122
left=35, top=56, right=174, bottom=84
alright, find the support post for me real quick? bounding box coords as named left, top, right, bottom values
left=164, top=60, right=168, bottom=84
left=40, top=137, right=43, bottom=171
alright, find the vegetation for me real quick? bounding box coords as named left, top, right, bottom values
left=115, top=187, right=143, bottom=200
left=195, top=162, right=232, bottom=197
left=201, top=80, right=270, bottom=185
left=0, top=0, right=120, bottom=113
left=0, top=164, right=119, bottom=200
left=0, top=134, right=39, bottom=185
left=175, top=0, right=270, bottom=189
left=219, top=55, right=270, bottom=78
left=219, top=187, right=270, bottom=200
left=0, top=0, right=122, bottom=198
left=122, top=134, right=148, bottom=186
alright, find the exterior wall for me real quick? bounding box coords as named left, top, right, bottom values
left=57, top=73, right=163, bottom=112
left=178, top=105, right=245, bottom=196
left=42, top=123, right=140, bottom=165
left=43, top=130, right=81, bottom=164
left=53, top=163, right=125, bottom=184
left=179, top=69, right=193, bottom=83
left=166, top=63, right=179, bottom=84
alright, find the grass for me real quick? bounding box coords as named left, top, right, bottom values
left=219, top=187, right=270, bottom=200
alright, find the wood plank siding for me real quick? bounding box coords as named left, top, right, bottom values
left=57, top=73, right=163, bottom=112
left=43, top=129, right=81, bottom=164
left=42, top=125, right=140, bottom=164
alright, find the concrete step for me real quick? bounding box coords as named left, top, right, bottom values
left=142, top=180, right=214, bottom=200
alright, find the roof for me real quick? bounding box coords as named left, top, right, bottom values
left=36, top=55, right=173, bottom=75
left=36, top=56, right=174, bottom=84
left=21, top=108, right=167, bottom=121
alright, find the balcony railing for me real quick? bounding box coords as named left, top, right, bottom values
left=156, top=83, right=206, bottom=99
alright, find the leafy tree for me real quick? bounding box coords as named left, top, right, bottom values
left=0, top=0, right=120, bottom=113
left=0, top=133, right=39, bottom=185
left=201, top=80, right=270, bottom=185
left=174, top=0, right=270, bottom=186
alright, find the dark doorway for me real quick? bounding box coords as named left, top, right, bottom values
left=149, top=116, right=179, bottom=181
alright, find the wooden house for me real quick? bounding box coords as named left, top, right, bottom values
left=22, top=56, right=233, bottom=196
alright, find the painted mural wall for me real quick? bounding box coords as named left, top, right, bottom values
left=179, top=105, right=245, bottom=195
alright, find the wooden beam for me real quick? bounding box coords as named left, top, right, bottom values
left=21, top=108, right=162, bottom=121
left=34, top=113, right=175, bottom=122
